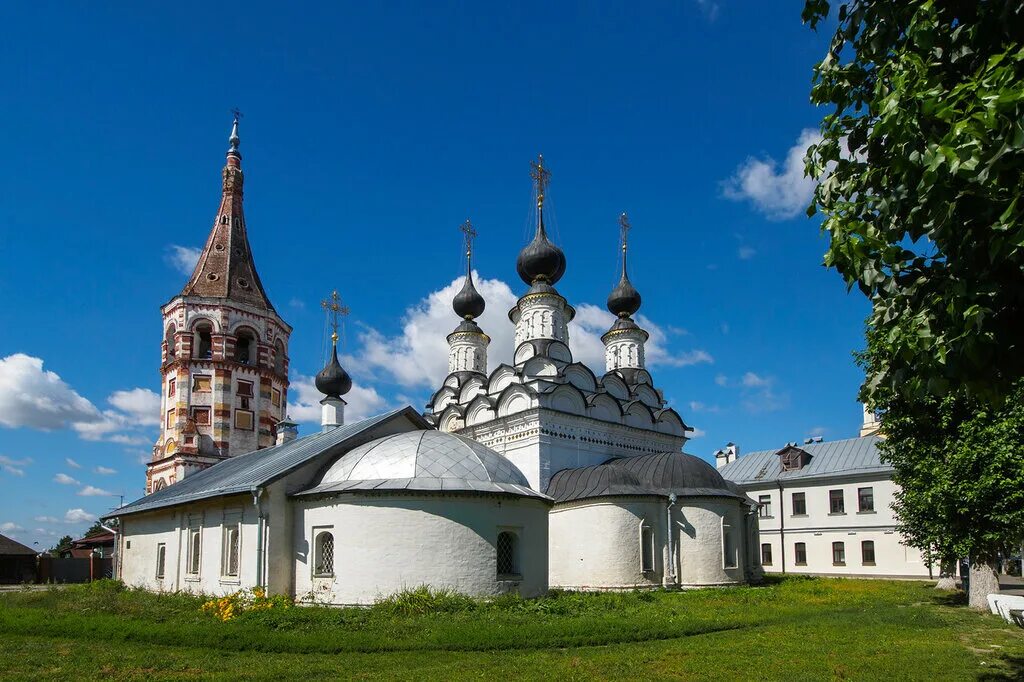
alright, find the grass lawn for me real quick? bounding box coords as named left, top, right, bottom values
left=0, top=577, right=1021, bottom=681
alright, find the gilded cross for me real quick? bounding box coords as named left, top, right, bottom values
left=460, top=219, right=477, bottom=272
left=320, top=290, right=349, bottom=346
left=529, top=154, right=551, bottom=208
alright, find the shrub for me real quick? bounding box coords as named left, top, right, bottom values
left=372, top=586, right=477, bottom=617
left=201, top=587, right=292, bottom=622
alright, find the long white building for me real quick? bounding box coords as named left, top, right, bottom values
left=717, top=424, right=933, bottom=579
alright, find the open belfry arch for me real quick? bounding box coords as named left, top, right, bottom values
left=147, top=114, right=291, bottom=494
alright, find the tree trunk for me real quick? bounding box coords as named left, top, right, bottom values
left=968, top=559, right=1000, bottom=610
left=935, top=560, right=957, bottom=590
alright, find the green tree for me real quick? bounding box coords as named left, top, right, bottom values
left=84, top=520, right=106, bottom=537
left=804, top=1, right=1024, bottom=606
left=50, top=535, right=73, bottom=556
left=804, top=0, right=1024, bottom=404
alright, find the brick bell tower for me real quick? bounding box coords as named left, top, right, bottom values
left=146, top=114, right=292, bottom=493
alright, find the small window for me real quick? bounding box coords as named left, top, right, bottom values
left=858, top=487, right=874, bottom=513
left=761, top=543, right=773, bottom=566
left=794, top=542, right=807, bottom=565
left=496, top=531, right=519, bottom=577
left=758, top=494, right=772, bottom=518
left=832, top=541, right=846, bottom=565
left=237, top=381, right=254, bottom=398
left=861, top=540, right=876, bottom=565
left=274, top=341, right=286, bottom=375
left=167, top=378, right=176, bottom=398
left=234, top=410, right=254, bottom=431
left=193, top=375, right=212, bottom=392
left=271, top=388, right=282, bottom=408
left=165, top=328, right=176, bottom=359
left=314, top=531, right=334, bottom=576
left=195, top=326, right=213, bottom=359
left=640, top=522, right=655, bottom=573
left=792, top=492, right=807, bottom=516
left=192, top=407, right=211, bottom=425
left=234, top=332, right=254, bottom=365
left=222, top=525, right=240, bottom=577
left=722, top=522, right=737, bottom=569
left=188, top=529, right=201, bottom=575
left=165, top=409, right=175, bottom=429
left=155, top=543, right=166, bottom=578
left=829, top=489, right=845, bottom=514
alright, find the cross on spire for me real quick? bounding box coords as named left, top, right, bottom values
left=460, top=219, right=477, bottom=274
left=320, top=290, right=349, bottom=347
left=619, top=212, right=631, bottom=254
left=529, top=154, right=551, bottom=209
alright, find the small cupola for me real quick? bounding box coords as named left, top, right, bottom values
left=516, top=155, right=566, bottom=286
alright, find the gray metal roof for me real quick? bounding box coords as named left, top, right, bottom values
left=296, top=431, right=550, bottom=501
left=0, top=533, right=37, bottom=556
left=546, top=451, right=745, bottom=504
left=107, top=407, right=427, bottom=518
left=718, top=436, right=888, bottom=485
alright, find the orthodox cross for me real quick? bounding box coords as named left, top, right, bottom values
left=529, top=154, right=551, bottom=208
left=619, top=212, right=631, bottom=254
left=460, top=219, right=477, bottom=273
left=230, top=107, right=243, bottom=122
left=320, top=290, right=349, bottom=347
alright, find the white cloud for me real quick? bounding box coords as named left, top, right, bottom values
left=287, top=374, right=391, bottom=427
left=723, top=129, right=822, bottom=220
left=165, top=245, right=201, bottom=276
left=741, top=372, right=771, bottom=388
left=693, top=0, right=719, bottom=21
left=808, top=426, right=828, bottom=438
left=94, top=466, right=117, bottom=475
left=107, top=388, right=161, bottom=427
left=0, top=455, right=31, bottom=476
left=54, top=473, right=79, bottom=485
left=65, top=457, right=82, bottom=469
left=688, top=401, right=720, bottom=414
left=0, top=354, right=102, bottom=430
left=714, top=374, right=729, bottom=387
left=64, top=508, right=96, bottom=524
left=34, top=516, right=60, bottom=524
left=1, top=521, right=24, bottom=533
left=738, top=246, right=756, bottom=260
left=78, top=485, right=113, bottom=497
left=739, top=373, right=788, bottom=413
left=688, top=427, right=707, bottom=439
left=288, top=297, right=306, bottom=310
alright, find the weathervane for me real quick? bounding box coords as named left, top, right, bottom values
left=460, top=219, right=477, bottom=274
left=529, top=154, right=551, bottom=209
left=320, top=290, right=349, bottom=348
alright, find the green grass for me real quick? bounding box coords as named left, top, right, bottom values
left=0, top=577, right=1021, bottom=680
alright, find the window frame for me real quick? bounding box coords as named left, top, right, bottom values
left=858, top=487, right=875, bottom=513
left=234, top=409, right=255, bottom=431
left=186, top=527, right=201, bottom=576
left=722, top=520, right=738, bottom=569
left=861, top=540, right=876, bottom=566
left=792, top=492, right=807, bottom=516
left=155, top=543, right=166, bottom=579
left=761, top=542, right=773, bottom=566
left=794, top=542, right=807, bottom=566
left=829, top=489, right=846, bottom=515
left=758, top=494, right=773, bottom=518
left=192, top=375, right=212, bottom=393
left=496, top=529, right=521, bottom=579
left=191, top=407, right=211, bottom=426
left=639, top=521, right=655, bottom=574
left=221, top=522, right=241, bottom=578
left=167, top=378, right=176, bottom=398
left=832, top=541, right=846, bottom=566
left=312, top=528, right=335, bottom=578
left=237, top=380, right=254, bottom=398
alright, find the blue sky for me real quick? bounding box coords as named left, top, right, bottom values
left=0, top=2, right=863, bottom=547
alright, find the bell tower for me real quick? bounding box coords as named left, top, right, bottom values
left=147, top=114, right=292, bottom=493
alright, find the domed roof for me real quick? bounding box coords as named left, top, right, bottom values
left=516, top=218, right=566, bottom=286
left=309, top=430, right=549, bottom=500
left=607, top=271, right=641, bottom=318
left=452, top=272, right=485, bottom=320
left=546, top=451, right=745, bottom=503
left=315, top=346, right=352, bottom=398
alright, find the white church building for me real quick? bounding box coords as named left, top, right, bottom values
left=107, top=125, right=760, bottom=603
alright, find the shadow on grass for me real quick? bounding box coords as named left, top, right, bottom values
left=977, top=653, right=1024, bottom=681
left=932, top=590, right=968, bottom=607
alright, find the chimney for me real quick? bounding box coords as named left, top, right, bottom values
left=275, top=416, right=299, bottom=445
left=715, top=442, right=739, bottom=469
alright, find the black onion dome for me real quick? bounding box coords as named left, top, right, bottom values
left=315, top=346, right=352, bottom=398
left=607, top=270, right=641, bottom=318
left=453, top=272, right=485, bottom=320
left=516, top=219, right=566, bottom=286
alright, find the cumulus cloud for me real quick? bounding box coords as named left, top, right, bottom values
left=0, top=455, right=31, bottom=476
left=65, top=457, right=82, bottom=469
left=107, top=389, right=161, bottom=427
left=715, top=374, right=729, bottom=387
left=94, top=466, right=117, bottom=475
left=287, top=374, right=391, bottom=427
left=34, top=516, right=60, bottom=524
left=688, top=401, right=720, bottom=414
left=570, top=305, right=713, bottom=372
left=78, top=485, right=113, bottom=497
left=165, top=245, right=201, bottom=276
left=0, top=521, right=24, bottom=533
left=0, top=354, right=102, bottom=430
left=741, top=372, right=771, bottom=388
left=738, top=246, right=756, bottom=260
left=54, top=473, right=79, bottom=485
left=688, top=427, right=708, bottom=439
left=64, top=508, right=96, bottom=524
left=723, top=129, right=822, bottom=220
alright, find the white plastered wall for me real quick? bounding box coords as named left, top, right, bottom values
left=293, top=493, right=550, bottom=605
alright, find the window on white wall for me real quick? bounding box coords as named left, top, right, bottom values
left=758, top=494, right=772, bottom=518
left=761, top=543, right=773, bottom=566
left=496, top=531, right=519, bottom=577
left=640, top=522, right=655, bottom=573
left=313, top=530, right=334, bottom=577
left=155, top=543, right=166, bottom=579
left=187, top=528, right=201, bottom=575
left=222, top=524, right=240, bottom=577
left=722, top=521, right=737, bottom=569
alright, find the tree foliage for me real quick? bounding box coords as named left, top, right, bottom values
left=804, top=0, right=1024, bottom=405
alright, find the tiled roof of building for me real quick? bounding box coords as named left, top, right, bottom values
left=546, top=451, right=746, bottom=504
left=718, top=435, right=887, bottom=485
left=0, top=533, right=37, bottom=556
left=108, top=407, right=428, bottom=518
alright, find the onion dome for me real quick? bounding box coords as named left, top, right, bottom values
left=453, top=271, right=485, bottom=320
left=315, top=346, right=352, bottom=399
left=517, top=155, right=566, bottom=286
left=607, top=212, right=641, bottom=317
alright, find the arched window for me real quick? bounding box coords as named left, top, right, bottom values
left=496, top=531, right=519, bottom=577
left=640, top=521, right=655, bottom=573
left=313, top=531, right=334, bottom=577
left=222, top=525, right=240, bottom=577
left=234, top=329, right=255, bottom=365
left=194, top=322, right=213, bottom=360
left=153, top=478, right=167, bottom=492
left=188, top=528, right=201, bottom=574
left=722, top=520, right=737, bottom=569
left=165, top=326, right=176, bottom=360
left=274, top=340, right=286, bottom=375
left=155, top=543, right=166, bottom=579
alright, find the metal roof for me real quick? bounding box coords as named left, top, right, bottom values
left=296, top=431, right=550, bottom=501
left=545, top=451, right=745, bottom=504
left=107, top=407, right=427, bottom=518
left=718, top=436, right=888, bottom=485
left=0, top=533, right=37, bottom=556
